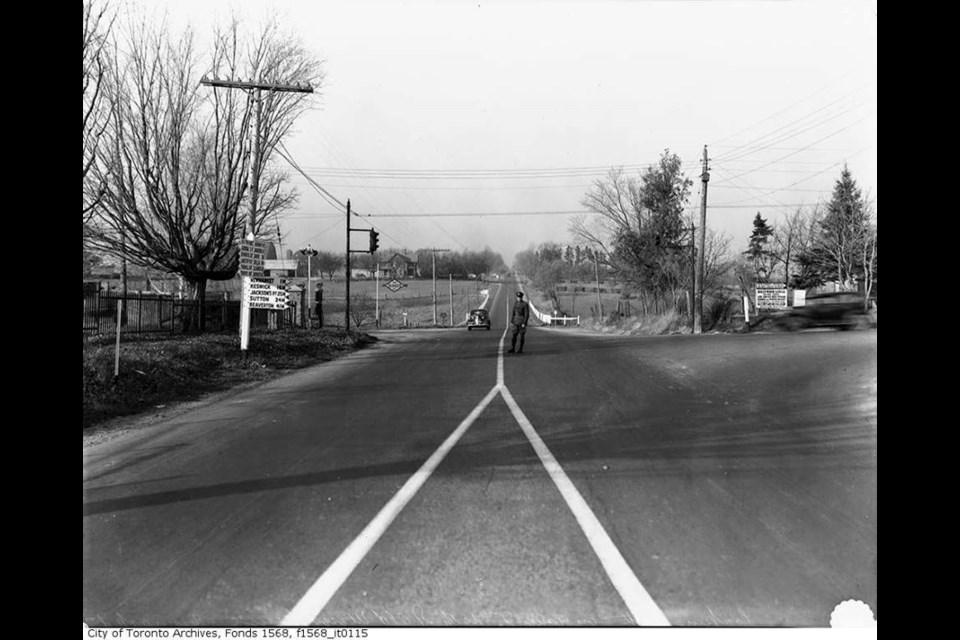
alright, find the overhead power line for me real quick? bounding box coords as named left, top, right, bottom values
left=714, top=100, right=872, bottom=164
left=362, top=210, right=593, bottom=218
left=714, top=118, right=869, bottom=184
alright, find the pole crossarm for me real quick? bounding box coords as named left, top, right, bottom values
left=200, top=77, right=314, bottom=93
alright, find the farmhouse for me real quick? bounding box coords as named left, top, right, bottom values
left=382, top=253, right=419, bottom=279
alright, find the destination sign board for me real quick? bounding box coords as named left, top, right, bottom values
left=756, top=283, right=788, bottom=310
left=239, top=240, right=266, bottom=277
left=244, top=278, right=289, bottom=310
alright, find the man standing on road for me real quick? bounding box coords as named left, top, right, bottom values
left=508, top=291, right=530, bottom=354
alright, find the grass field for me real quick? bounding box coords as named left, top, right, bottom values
left=319, top=278, right=493, bottom=329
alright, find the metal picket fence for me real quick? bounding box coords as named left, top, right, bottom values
left=82, top=292, right=300, bottom=335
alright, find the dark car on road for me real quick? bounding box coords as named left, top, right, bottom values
left=467, top=308, right=491, bottom=331
left=773, top=291, right=871, bottom=331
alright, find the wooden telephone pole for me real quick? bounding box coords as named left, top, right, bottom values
left=423, top=248, right=450, bottom=325
left=694, top=145, right=710, bottom=335
left=199, top=77, right=313, bottom=357
left=346, top=200, right=352, bottom=329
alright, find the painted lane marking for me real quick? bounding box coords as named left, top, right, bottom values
left=284, top=290, right=667, bottom=626
left=281, top=384, right=502, bottom=626
left=497, top=297, right=509, bottom=387
left=499, top=385, right=671, bottom=627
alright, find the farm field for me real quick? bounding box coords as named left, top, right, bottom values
left=320, top=277, right=494, bottom=329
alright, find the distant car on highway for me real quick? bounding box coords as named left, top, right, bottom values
left=773, top=291, right=871, bottom=331
left=466, top=308, right=491, bottom=331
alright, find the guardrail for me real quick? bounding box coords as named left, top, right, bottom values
left=517, top=285, right=551, bottom=324
left=514, top=283, right=579, bottom=326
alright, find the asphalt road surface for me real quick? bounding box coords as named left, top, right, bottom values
left=83, top=282, right=877, bottom=627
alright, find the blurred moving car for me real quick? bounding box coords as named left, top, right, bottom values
left=467, top=308, right=491, bottom=331
left=774, top=291, right=871, bottom=331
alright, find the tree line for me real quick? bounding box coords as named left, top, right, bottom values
left=519, top=150, right=876, bottom=323
left=288, top=246, right=508, bottom=280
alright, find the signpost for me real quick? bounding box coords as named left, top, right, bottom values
left=237, top=238, right=267, bottom=355
left=238, top=238, right=286, bottom=355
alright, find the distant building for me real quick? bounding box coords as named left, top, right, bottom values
left=264, top=259, right=298, bottom=278
left=263, top=243, right=298, bottom=278
left=383, top=253, right=419, bottom=279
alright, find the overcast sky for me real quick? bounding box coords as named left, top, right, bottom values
left=128, top=0, right=877, bottom=265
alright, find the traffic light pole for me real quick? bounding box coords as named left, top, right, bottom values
left=344, top=198, right=381, bottom=331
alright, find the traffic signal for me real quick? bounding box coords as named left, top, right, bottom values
left=368, top=229, right=380, bottom=253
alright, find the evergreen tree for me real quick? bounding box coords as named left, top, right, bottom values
left=745, top=212, right=775, bottom=281
left=795, top=165, right=873, bottom=290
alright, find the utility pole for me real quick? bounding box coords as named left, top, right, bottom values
left=199, top=77, right=313, bottom=356
left=449, top=274, right=453, bottom=327
left=423, top=248, right=450, bottom=325
left=694, top=145, right=710, bottom=335
left=199, top=77, right=313, bottom=244
left=345, top=199, right=351, bottom=330
left=690, top=224, right=696, bottom=332
left=594, top=249, right=604, bottom=321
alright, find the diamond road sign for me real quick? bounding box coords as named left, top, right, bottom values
left=384, top=278, right=407, bottom=293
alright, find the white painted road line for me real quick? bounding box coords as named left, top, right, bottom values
left=285, top=289, right=667, bottom=626
left=498, top=297, right=509, bottom=386
left=499, top=385, right=671, bottom=627
left=281, top=384, right=502, bottom=626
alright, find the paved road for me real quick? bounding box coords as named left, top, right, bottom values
left=83, top=282, right=877, bottom=627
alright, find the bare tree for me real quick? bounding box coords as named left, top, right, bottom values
left=570, top=166, right=642, bottom=267
left=573, top=154, right=695, bottom=315
left=349, top=291, right=374, bottom=329
left=859, top=204, right=877, bottom=311
left=787, top=203, right=827, bottom=290
left=86, top=15, right=322, bottom=331
left=83, top=0, right=115, bottom=223
left=771, top=207, right=808, bottom=286
left=702, top=227, right=734, bottom=295
left=316, top=251, right=344, bottom=279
